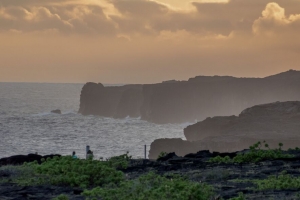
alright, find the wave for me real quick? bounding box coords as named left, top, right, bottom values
left=179, top=122, right=194, bottom=128
left=124, top=116, right=141, bottom=120
left=62, top=110, right=77, bottom=115
left=32, top=112, right=53, bottom=117
left=32, top=110, right=77, bottom=117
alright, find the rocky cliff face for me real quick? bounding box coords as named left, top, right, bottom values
left=79, top=70, right=300, bottom=123
left=79, top=83, right=143, bottom=118
left=185, top=101, right=300, bottom=142
left=149, top=101, right=300, bottom=159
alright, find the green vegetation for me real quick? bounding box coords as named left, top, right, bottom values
left=52, top=194, right=70, bottom=200
left=3, top=142, right=300, bottom=200
left=0, top=164, right=38, bottom=185
left=228, top=193, right=246, bottom=200
left=1, top=154, right=214, bottom=200
left=209, top=141, right=293, bottom=164
left=20, top=155, right=126, bottom=188
left=82, top=172, right=214, bottom=200
left=106, top=152, right=132, bottom=169
left=254, top=171, right=300, bottom=190
left=157, top=151, right=168, bottom=159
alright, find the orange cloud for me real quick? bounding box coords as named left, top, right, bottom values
left=0, top=0, right=300, bottom=83
left=253, top=3, right=300, bottom=36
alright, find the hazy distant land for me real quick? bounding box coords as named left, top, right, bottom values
left=79, top=70, right=300, bottom=124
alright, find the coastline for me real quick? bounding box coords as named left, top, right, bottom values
left=2, top=147, right=300, bottom=200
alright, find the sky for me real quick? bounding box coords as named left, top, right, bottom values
left=0, top=0, right=300, bottom=83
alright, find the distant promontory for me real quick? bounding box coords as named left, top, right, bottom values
left=79, top=70, right=300, bottom=124
left=149, top=101, right=300, bottom=159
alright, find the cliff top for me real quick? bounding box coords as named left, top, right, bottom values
left=188, top=69, right=300, bottom=83
left=239, top=101, right=300, bottom=117
left=265, top=69, right=300, bottom=80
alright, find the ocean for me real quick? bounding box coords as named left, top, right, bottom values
left=0, top=83, right=185, bottom=159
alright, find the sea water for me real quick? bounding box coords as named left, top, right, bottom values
left=0, top=82, right=185, bottom=159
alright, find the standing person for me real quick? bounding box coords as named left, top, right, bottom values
left=86, top=150, right=93, bottom=160
left=72, top=151, right=78, bottom=159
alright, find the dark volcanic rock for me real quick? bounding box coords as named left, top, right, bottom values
left=185, top=150, right=213, bottom=159
left=79, top=70, right=300, bottom=124
left=0, top=154, right=61, bottom=166
left=51, top=109, right=61, bottom=114
left=0, top=183, right=84, bottom=200
left=157, top=152, right=178, bottom=162
left=121, top=149, right=300, bottom=199
left=3, top=149, right=300, bottom=199
left=149, top=138, right=203, bottom=159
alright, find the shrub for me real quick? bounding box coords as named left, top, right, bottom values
left=83, top=172, right=214, bottom=200
left=254, top=171, right=300, bottom=190
left=209, top=141, right=294, bottom=164
left=106, top=152, right=132, bottom=169
left=23, top=156, right=125, bottom=188
left=52, top=194, right=69, bottom=200
left=228, top=192, right=246, bottom=200
left=157, top=152, right=168, bottom=159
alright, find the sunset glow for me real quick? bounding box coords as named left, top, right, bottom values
left=1, top=0, right=300, bottom=83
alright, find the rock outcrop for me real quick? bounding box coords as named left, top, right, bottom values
left=0, top=183, right=84, bottom=200
left=149, top=139, right=203, bottom=159
left=79, top=70, right=300, bottom=124
left=185, top=101, right=300, bottom=142
left=0, top=154, right=61, bottom=166
left=51, top=109, right=61, bottom=114
left=149, top=101, right=300, bottom=159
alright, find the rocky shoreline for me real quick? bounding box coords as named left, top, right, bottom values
left=2, top=149, right=300, bottom=200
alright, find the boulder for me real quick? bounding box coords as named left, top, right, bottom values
left=51, top=109, right=61, bottom=114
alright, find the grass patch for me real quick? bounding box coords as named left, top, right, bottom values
left=82, top=172, right=214, bottom=200
left=52, top=194, right=70, bottom=200
left=209, top=141, right=294, bottom=164
left=253, top=171, right=300, bottom=191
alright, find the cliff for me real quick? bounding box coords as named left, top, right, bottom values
left=149, top=101, right=300, bottom=159
left=79, top=70, right=300, bottom=123
left=79, top=83, right=143, bottom=118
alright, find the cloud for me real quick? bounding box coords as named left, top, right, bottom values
left=0, top=6, right=73, bottom=32
left=1, top=0, right=300, bottom=83
left=0, top=0, right=299, bottom=37
left=253, top=3, right=300, bottom=36
left=0, top=0, right=119, bottom=34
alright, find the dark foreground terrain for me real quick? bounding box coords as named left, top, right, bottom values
left=1, top=147, right=300, bottom=200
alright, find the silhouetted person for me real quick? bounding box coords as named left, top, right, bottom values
left=72, top=151, right=78, bottom=159
left=86, top=150, right=93, bottom=160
